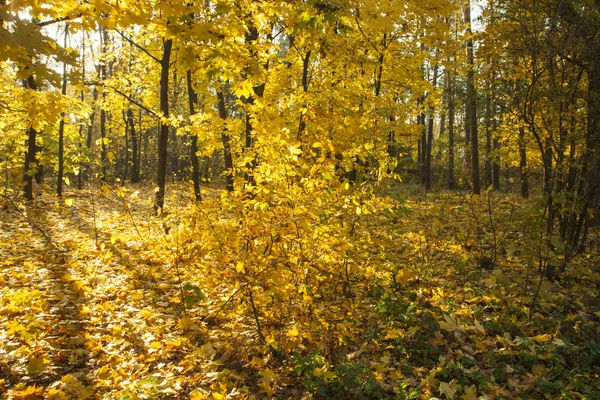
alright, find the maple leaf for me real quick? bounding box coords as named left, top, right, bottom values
left=532, top=364, right=545, bottom=377
left=287, top=325, right=300, bottom=337
left=26, top=356, right=46, bottom=375
left=439, top=380, right=458, bottom=399
left=462, top=384, right=478, bottom=400
left=439, top=314, right=460, bottom=332
left=12, top=385, right=44, bottom=400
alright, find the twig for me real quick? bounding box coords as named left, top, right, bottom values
left=113, top=29, right=161, bottom=63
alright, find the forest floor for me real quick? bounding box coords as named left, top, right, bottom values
left=1, top=183, right=599, bottom=399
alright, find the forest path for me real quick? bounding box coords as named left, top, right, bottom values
left=1, top=185, right=202, bottom=399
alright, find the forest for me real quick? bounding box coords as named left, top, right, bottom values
left=1, top=0, right=599, bottom=398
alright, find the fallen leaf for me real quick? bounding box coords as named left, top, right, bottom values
left=439, top=380, right=458, bottom=399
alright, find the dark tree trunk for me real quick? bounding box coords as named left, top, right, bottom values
left=492, top=115, right=500, bottom=190
left=484, top=80, right=492, bottom=189
left=23, top=75, right=38, bottom=200
left=581, top=39, right=600, bottom=246
left=417, top=95, right=426, bottom=184
left=100, top=108, right=107, bottom=180
left=128, top=108, right=140, bottom=183
left=186, top=70, right=201, bottom=201
left=78, top=34, right=86, bottom=190
left=425, top=62, right=438, bottom=191
left=122, top=110, right=130, bottom=183
left=447, top=63, right=456, bottom=190
left=217, top=90, right=234, bottom=192
left=57, top=24, right=68, bottom=197
left=297, top=50, right=311, bottom=141
left=464, top=1, right=480, bottom=194
left=169, top=70, right=181, bottom=180
left=154, top=38, right=173, bottom=213
left=243, top=23, right=267, bottom=188
left=99, top=27, right=108, bottom=181
left=519, top=127, right=529, bottom=198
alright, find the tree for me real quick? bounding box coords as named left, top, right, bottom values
left=463, top=0, right=480, bottom=194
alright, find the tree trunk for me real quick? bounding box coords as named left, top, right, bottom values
left=297, top=50, right=311, bottom=141
left=217, top=90, right=234, bottom=192
left=447, top=61, right=456, bottom=190
left=121, top=110, right=129, bottom=183
left=519, top=127, right=529, bottom=198
left=484, top=79, right=492, bottom=189
left=581, top=39, right=600, bottom=245
left=492, top=113, right=500, bottom=190
left=417, top=95, right=426, bottom=184
left=57, top=23, right=68, bottom=197
left=186, top=70, right=201, bottom=201
left=169, top=70, right=181, bottom=180
left=243, top=23, right=266, bottom=188
left=23, top=75, right=38, bottom=200
left=154, top=38, right=173, bottom=213
left=99, top=27, right=108, bottom=181
left=464, top=0, right=480, bottom=194
left=425, top=62, right=438, bottom=191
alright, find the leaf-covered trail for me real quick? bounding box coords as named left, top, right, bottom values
left=1, top=187, right=201, bottom=398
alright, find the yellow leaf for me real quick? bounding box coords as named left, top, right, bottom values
left=250, top=356, right=266, bottom=368
left=287, top=325, right=300, bottom=337
left=389, top=370, right=403, bottom=380
left=379, top=352, right=391, bottom=364
left=179, top=317, right=197, bottom=330
left=61, top=274, right=77, bottom=282
left=65, top=198, right=74, bottom=207
left=439, top=380, right=457, bottom=399
left=26, top=356, right=46, bottom=375
left=13, top=385, right=44, bottom=399
left=356, top=206, right=362, bottom=215
left=233, top=80, right=254, bottom=99
left=532, top=334, right=552, bottom=343
left=462, top=384, right=478, bottom=400
left=190, top=390, right=208, bottom=400
left=289, top=144, right=302, bottom=155
left=439, top=314, right=459, bottom=332
left=211, top=393, right=225, bottom=400
left=473, top=319, right=485, bottom=335
left=47, top=388, right=67, bottom=400
left=532, top=364, right=545, bottom=377
left=235, top=261, right=245, bottom=274
left=323, top=370, right=336, bottom=382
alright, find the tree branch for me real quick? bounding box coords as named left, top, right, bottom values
left=88, top=81, right=160, bottom=118
left=114, top=29, right=161, bottom=63
left=38, top=14, right=81, bottom=27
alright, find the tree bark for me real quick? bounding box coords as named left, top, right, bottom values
left=464, top=0, right=480, bottom=194
left=425, top=62, right=438, bottom=191
left=447, top=59, right=456, bottom=190
left=484, top=79, right=492, bottom=189
left=57, top=23, right=68, bottom=197
left=297, top=50, right=311, bottom=141
left=186, top=70, right=201, bottom=201
left=154, top=38, right=173, bottom=213
left=23, top=75, right=38, bottom=200
left=519, top=126, right=529, bottom=198
left=99, top=27, right=108, bottom=181
left=217, top=90, right=234, bottom=192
